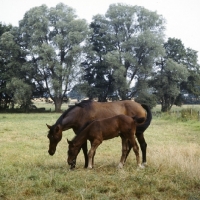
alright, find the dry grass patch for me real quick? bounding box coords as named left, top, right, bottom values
left=0, top=114, right=200, bottom=200
left=148, top=144, right=200, bottom=179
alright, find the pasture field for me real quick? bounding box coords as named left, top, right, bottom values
left=0, top=110, right=200, bottom=199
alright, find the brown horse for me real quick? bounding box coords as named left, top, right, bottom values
left=46, top=100, right=152, bottom=168
left=67, top=115, right=143, bottom=169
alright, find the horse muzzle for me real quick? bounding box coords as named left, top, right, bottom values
left=68, top=159, right=76, bottom=169
left=48, top=149, right=55, bottom=156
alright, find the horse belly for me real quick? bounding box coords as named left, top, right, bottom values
left=102, top=130, right=120, bottom=140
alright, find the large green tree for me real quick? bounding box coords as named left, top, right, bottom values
left=82, top=4, right=165, bottom=101
left=180, top=48, right=200, bottom=97
left=0, top=23, right=13, bottom=109
left=0, top=25, right=31, bottom=109
left=151, top=58, right=188, bottom=112
left=18, top=3, right=88, bottom=111
left=150, top=38, right=199, bottom=112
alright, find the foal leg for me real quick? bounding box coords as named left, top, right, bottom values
left=118, top=136, right=129, bottom=168
left=136, top=132, right=147, bottom=167
left=87, top=141, right=101, bottom=169
left=92, top=150, right=96, bottom=166
left=128, top=135, right=141, bottom=168
left=124, top=140, right=132, bottom=163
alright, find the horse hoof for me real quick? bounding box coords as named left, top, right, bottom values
left=117, top=163, right=124, bottom=169
left=137, top=164, right=145, bottom=170
left=141, top=162, right=147, bottom=167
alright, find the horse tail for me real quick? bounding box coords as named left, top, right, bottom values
left=135, top=104, right=152, bottom=134
left=141, top=104, right=152, bottom=126
left=132, top=104, right=152, bottom=126
left=132, top=116, right=146, bottom=125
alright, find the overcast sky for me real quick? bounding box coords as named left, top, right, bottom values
left=0, top=0, right=200, bottom=62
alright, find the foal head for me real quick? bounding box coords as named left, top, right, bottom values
left=67, top=139, right=80, bottom=169
left=46, top=124, right=62, bottom=155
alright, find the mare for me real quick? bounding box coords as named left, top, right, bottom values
left=46, top=100, right=152, bottom=168
left=67, top=115, right=143, bottom=169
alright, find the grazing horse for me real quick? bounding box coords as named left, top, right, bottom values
left=67, top=115, right=143, bottom=169
left=46, top=100, right=152, bottom=168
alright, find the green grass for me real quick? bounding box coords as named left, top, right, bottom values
left=33, top=101, right=69, bottom=111
left=152, top=104, right=200, bottom=112
left=0, top=112, right=200, bottom=200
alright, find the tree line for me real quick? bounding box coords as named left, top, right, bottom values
left=0, top=3, right=200, bottom=112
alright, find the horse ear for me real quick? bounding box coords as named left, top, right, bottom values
left=46, top=124, right=51, bottom=129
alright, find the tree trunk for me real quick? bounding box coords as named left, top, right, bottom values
left=54, top=97, right=62, bottom=112
left=161, top=96, right=175, bottom=112
left=161, top=99, right=172, bottom=112
left=161, top=104, right=169, bottom=112
left=98, top=95, right=107, bottom=102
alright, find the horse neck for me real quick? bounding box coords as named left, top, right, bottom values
left=61, top=115, right=80, bottom=132
left=62, top=108, right=89, bottom=132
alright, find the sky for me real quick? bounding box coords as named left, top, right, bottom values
left=0, top=0, right=200, bottom=61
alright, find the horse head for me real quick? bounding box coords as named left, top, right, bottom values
left=67, top=139, right=80, bottom=169
left=46, top=124, right=62, bottom=156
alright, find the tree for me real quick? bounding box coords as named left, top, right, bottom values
left=150, top=38, right=199, bottom=112
left=132, top=80, right=157, bottom=108
left=180, top=48, right=200, bottom=97
left=68, top=84, right=86, bottom=101
left=0, top=23, right=13, bottom=109
left=81, top=14, right=118, bottom=101
left=151, top=58, right=188, bottom=112
left=18, top=3, right=88, bottom=111
left=0, top=26, right=29, bottom=109
left=82, top=4, right=165, bottom=101
left=6, top=77, right=32, bottom=111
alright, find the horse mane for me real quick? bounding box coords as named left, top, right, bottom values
left=55, top=100, right=93, bottom=125
left=76, top=100, right=93, bottom=108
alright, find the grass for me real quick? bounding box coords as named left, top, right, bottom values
left=0, top=108, right=200, bottom=199
left=152, top=104, right=200, bottom=112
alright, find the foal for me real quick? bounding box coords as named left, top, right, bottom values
left=67, top=114, right=143, bottom=169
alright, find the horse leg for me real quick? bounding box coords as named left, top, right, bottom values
left=92, top=150, right=96, bottom=166
left=128, top=135, right=141, bottom=168
left=87, top=141, right=100, bottom=169
left=124, top=140, right=132, bottom=163
left=136, top=132, right=147, bottom=167
left=90, top=141, right=96, bottom=167
left=81, top=141, right=88, bottom=168
left=118, top=136, right=129, bottom=168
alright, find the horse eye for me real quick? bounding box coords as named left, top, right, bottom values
left=47, top=134, right=54, bottom=139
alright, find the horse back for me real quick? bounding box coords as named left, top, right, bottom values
left=91, top=100, right=146, bottom=119
left=82, top=116, right=119, bottom=141
left=60, top=100, right=147, bottom=133
left=89, top=115, right=135, bottom=141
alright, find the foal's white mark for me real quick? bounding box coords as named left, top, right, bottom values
left=118, top=162, right=124, bottom=169
left=137, top=162, right=147, bottom=170
left=141, top=162, right=147, bottom=167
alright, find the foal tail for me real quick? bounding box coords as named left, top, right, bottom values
left=132, top=116, right=146, bottom=125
